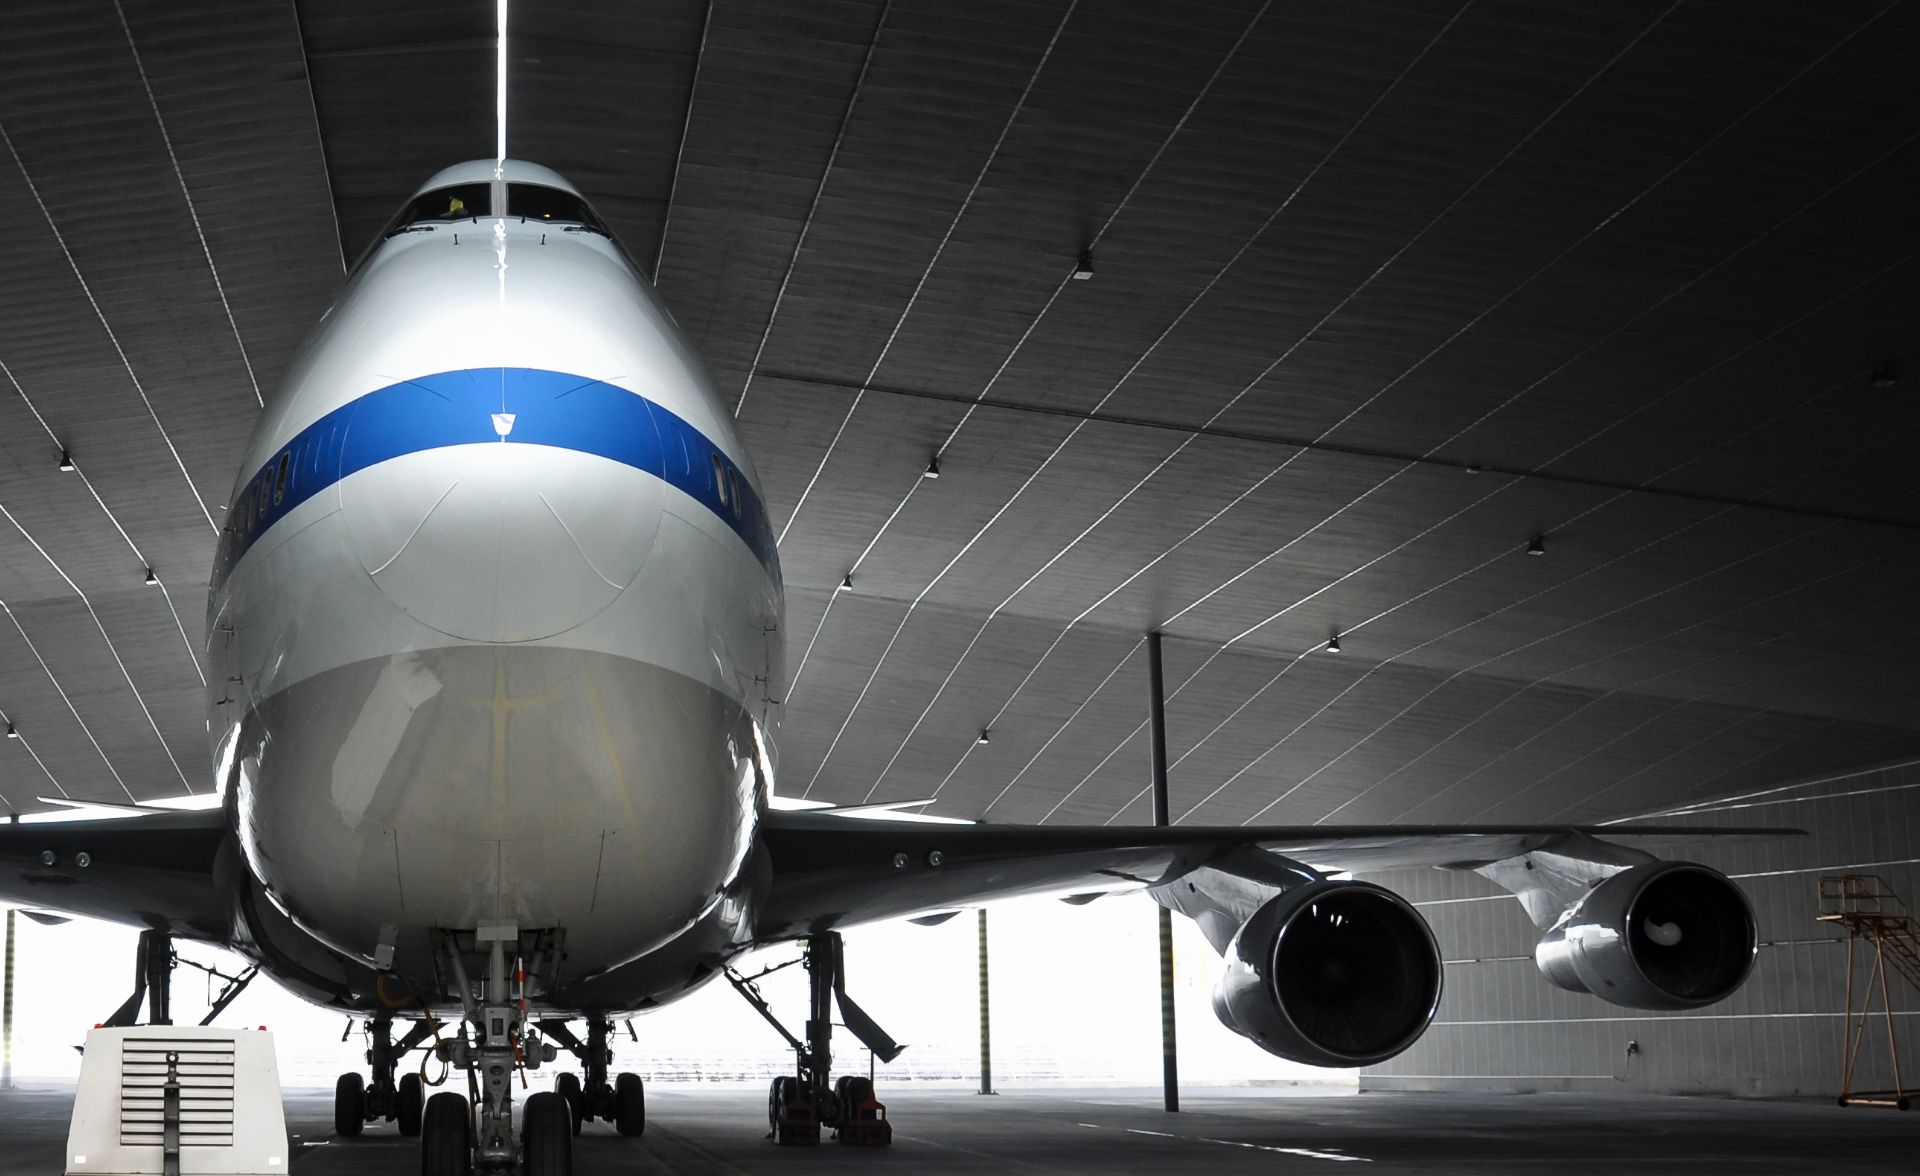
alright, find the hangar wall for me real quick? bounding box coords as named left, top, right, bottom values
left=1360, top=756, right=1920, bottom=1098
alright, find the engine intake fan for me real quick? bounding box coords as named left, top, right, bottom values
left=1535, top=861, right=1755, bottom=1010
left=1211, top=880, right=1442, bottom=1067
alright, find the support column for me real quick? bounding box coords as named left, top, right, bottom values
left=976, top=909, right=993, bottom=1095
left=1146, top=632, right=1178, bottom=1113
left=3, top=907, right=14, bottom=1089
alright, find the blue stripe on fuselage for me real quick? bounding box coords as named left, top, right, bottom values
left=211, top=368, right=780, bottom=591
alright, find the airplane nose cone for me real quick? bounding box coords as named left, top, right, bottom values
left=342, top=441, right=660, bottom=643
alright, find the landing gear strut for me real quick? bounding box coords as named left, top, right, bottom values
left=728, top=931, right=904, bottom=1146
left=103, top=929, right=175, bottom=1027
left=444, top=926, right=529, bottom=1169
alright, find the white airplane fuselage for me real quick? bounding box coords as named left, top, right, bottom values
left=206, top=161, right=784, bottom=1010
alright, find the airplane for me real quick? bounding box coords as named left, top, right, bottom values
left=0, top=159, right=1788, bottom=1175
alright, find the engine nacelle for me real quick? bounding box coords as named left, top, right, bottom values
left=1535, top=861, right=1756, bottom=1010
left=1210, top=880, right=1442, bottom=1067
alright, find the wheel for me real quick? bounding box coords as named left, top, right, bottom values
left=334, top=1072, right=365, bottom=1137
left=614, top=1071, right=645, bottom=1137
left=770, top=1076, right=797, bottom=1143
left=770, top=1075, right=816, bottom=1144
left=554, top=1073, right=584, bottom=1136
left=521, top=1090, right=572, bottom=1176
left=421, top=1091, right=471, bottom=1176
left=842, top=1076, right=874, bottom=1114
left=396, top=1072, right=424, bottom=1137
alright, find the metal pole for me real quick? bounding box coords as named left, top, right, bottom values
left=977, top=908, right=993, bottom=1095
left=3, top=907, right=14, bottom=1089
left=1147, top=632, right=1178, bottom=1112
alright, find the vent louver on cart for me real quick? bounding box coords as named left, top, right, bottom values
left=118, top=1036, right=236, bottom=1149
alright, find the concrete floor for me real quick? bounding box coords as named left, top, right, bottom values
left=1, top=1082, right=1914, bottom=1174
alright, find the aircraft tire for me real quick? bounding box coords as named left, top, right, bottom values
left=522, top=1091, right=573, bottom=1176
left=842, top=1076, right=875, bottom=1114
left=421, top=1092, right=471, bottom=1176
left=555, top=1072, right=584, bottom=1135
left=614, top=1071, right=646, bottom=1136
left=333, top=1072, right=365, bottom=1138
left=396, top=1073, right=424, bottom=1137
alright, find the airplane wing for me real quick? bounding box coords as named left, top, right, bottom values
left=0, top=809, right=232, bottom=940
left=752, top=808, right=1798, bottom=939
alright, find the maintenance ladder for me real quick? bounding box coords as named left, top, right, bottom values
left=1817, top=874, right=1920, bottom=1110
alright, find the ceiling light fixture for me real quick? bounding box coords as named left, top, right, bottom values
left=1326, top=633, right=1342, bottom=653
left=57, top=449, right=74, bottom=472
left=923, top=455, right=941, bottom=480
left=976, top=729, right=991, bottom=745
left=144, top=567, right=158, bottom=586
left=1072, top=249, right=1094, bottom=280
left=1527, top=534, right=1546, bottom=557
left=1869, top=361, right=1897, bottom=388
left=838, top=573, right=854, bottom=592
left=5, top=722, right=15, bottom=739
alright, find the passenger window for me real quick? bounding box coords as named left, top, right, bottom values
left=712, top=454, right=729, bottom=507
left=256, top=478, right=269, bottom=521
left=728, top=471, right=744, bottom=518
left=273, top=453, right=290, bottom=505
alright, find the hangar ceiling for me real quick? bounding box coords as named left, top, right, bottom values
left=0, top=0, right=1916, bottom=829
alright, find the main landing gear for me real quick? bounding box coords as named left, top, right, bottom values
left=533, top=1015, right=649, bottom=1138
left=101, top=928, right=258, bottom=1031
left=332, top=1014, right=433, bottom=1137
left=727, top=931, right=905, bottom=1147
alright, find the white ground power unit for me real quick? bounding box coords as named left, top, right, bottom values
left=65, top=1026, right=289, bottom=1176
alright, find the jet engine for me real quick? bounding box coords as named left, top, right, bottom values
left=1534, top=861, right=1756, bottom=1010
left=1210, top=880, right=1442, bottom=1067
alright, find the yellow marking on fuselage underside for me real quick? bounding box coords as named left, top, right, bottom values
left=461, top=646, right=579, bottom=818
left=573, top=647, right=632, bottom=809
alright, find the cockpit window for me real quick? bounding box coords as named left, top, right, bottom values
left=507, top=184, right=609, bottom=235
left=382, top=183, right=492, bottom=238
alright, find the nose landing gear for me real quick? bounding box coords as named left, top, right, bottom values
left=424, top=924, right=568, bottom=1174
left=729, top=931, right=904, bottom=1147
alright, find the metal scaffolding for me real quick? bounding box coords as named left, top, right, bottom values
left=1817, top=874, right=1919, bottom=1110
